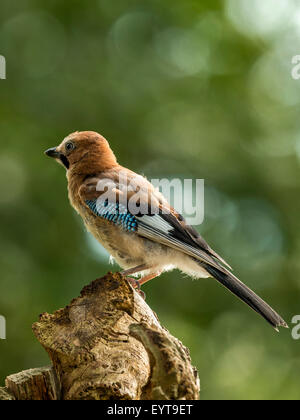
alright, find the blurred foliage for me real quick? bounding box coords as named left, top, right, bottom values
left=0, top=0, right=300, bottom=400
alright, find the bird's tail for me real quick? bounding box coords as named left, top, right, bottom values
left=201, top=262, right=288, bottom=331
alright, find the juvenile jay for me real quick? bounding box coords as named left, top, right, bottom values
left=45, top=131, right=287, bottom=331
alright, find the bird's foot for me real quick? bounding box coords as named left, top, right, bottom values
left=125, top=277, right=146, bottom=300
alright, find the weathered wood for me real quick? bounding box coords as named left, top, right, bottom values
left=0, top=387, right=15, bottom=400
left=130, top=323, right=200, bottom=399
left=4, top=366, right=59, bottom=400
left=1, top=272, right=200, bottom=400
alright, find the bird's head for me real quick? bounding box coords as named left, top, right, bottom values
left=45, top=131, right=118, bottom=173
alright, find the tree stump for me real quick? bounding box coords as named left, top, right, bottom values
left=0, top=272, right=200, bottom=400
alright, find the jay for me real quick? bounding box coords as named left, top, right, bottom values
left=45, top=131, right=287, bottom=331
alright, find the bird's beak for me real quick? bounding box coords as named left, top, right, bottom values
left=45, top=147, right=60, bottom=158
left=44, top=147, right=70, bottom=169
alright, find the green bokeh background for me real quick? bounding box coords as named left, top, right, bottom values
left=0, top=0, right=300, bottom=400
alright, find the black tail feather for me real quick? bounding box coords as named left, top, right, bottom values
left=201, top=263, right=288, bottom=331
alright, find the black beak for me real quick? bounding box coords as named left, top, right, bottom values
left=44, top=147, right=70, bottom=169
left=45, top=147, right=60, bottom=158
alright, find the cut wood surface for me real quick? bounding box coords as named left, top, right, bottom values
left=1, top=272, right=200, bottom=400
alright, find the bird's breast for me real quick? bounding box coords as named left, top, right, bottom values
left=77, top=204, right=145, bottom=267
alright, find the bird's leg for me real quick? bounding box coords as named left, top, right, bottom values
left=120, top=265, right=161, bottom=300
left=130, top=270, right=162, bottom=289
left=120, top=264, right=150, bottom=299
left=138, top=271, right=162, bottom=286
left=129, top=271, right=162, bottom=300
left=120, top=264, right=149, bottom=277
left=126, top=277, right=142, bottom=291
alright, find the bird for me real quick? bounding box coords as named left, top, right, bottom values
left=45, top=130, right=288, bottom=331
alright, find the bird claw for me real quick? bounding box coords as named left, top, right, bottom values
left=125, top=277, right=146, bottom=300
left=138, top=289, right=146, bottom=300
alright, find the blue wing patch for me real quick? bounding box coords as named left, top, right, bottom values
left=85, top=199, right=138, bottom=232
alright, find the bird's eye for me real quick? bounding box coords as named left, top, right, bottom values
left=65, top=141, right=75, bottom=152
